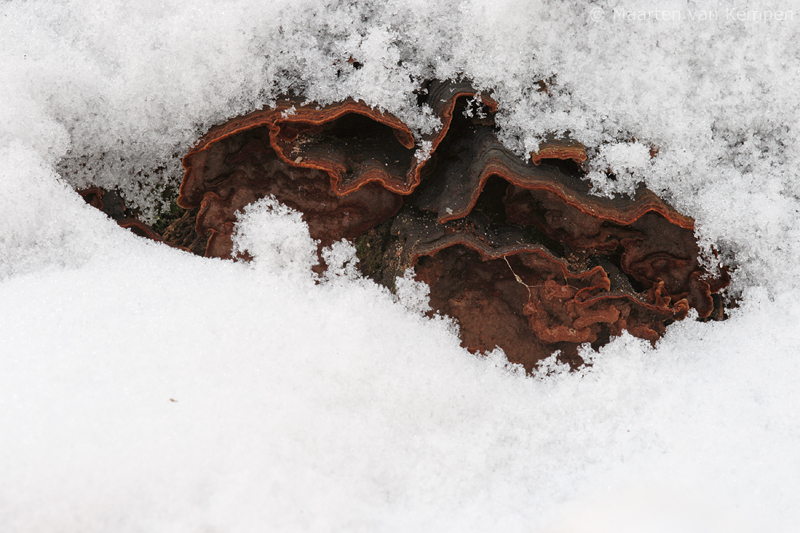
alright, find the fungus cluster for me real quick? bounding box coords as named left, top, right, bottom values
left=86, top=80, right=730, bottom=370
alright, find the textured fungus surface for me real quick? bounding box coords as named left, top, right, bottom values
left=118, top=80, right=729, bottom=371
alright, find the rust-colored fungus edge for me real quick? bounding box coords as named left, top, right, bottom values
left=530, top=137, right=588, bottom=166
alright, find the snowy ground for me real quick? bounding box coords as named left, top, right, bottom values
left=2, top=0, right=800, bottom=531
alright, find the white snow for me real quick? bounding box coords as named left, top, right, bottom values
left=2, top=0, right=800, bottom=531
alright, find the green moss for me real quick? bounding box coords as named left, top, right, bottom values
left=151, top=187, right=183, bottom=235
left=354, top=220, right=393, bottom=283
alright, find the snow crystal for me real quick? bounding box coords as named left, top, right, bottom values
left=320, top=239, right=361, bottom=282
left=232, top=196, right=319, bottom=278
left=394, top=268, right=433, bottom=315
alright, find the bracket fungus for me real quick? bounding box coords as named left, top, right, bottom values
left=177, top=99, right=421, bottom=257
left=120, top=80, right=727, bottom=371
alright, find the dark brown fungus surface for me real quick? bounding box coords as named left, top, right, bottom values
left=91, top=79, right=728, bottom=372
left=416, top=80, right=498, bottom=159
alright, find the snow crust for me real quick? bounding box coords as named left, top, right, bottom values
left=2, top=0, right=800, bottom=530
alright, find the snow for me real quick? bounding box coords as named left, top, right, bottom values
left=2, top=0, right=800, bottom=530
